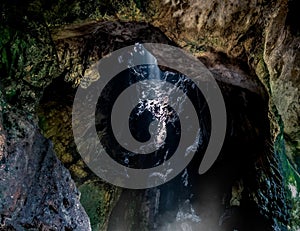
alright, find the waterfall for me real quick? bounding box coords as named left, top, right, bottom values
left=107, top=43, right=202, bottom=231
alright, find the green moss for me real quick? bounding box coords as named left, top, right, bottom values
left=79, top=181, right=121, bottom=231
left=184, top=40, right=208, bottom=54
left=0, top=19, right=60, bottom=112
left=274, top=116, right=300, bottom=230
left=280, top=151, right=300, bottom=230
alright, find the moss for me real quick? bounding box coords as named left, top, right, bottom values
left=116, top=0, right=145, bottom=21
left=273, top=114, right=300, bottom=230
left=37, top=102, right=78, bottom=167
left=69, top=165, right=88, bottom=179
left=39, top=0, right=136, bottom=26
left=278, top=145, right=300, bottom=230
left=183, top=40, right=208, bottom=54
left=0, top=19, right=60, bottom=112
left=280, top=150, right=300, bottom=230
left=60, top=153, right=73, bottom=164
left=79, top=181, right=121, bottom=231
left=255, top=59, right=272, bottom=95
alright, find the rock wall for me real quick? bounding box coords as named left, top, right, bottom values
left=0, top=104, right=91, bottom=230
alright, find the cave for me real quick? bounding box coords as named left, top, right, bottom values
left=1, top=1, right=299, bottom=231
left=35, top=22, right=282, bottom=231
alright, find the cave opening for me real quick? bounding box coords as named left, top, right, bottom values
left=37, top=22, right=273, bottom=231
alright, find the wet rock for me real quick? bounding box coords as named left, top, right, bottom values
left=0, top=106, right=91, bottom=230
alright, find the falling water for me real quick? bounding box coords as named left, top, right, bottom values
left=108, top=43, right=204, bottom=231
